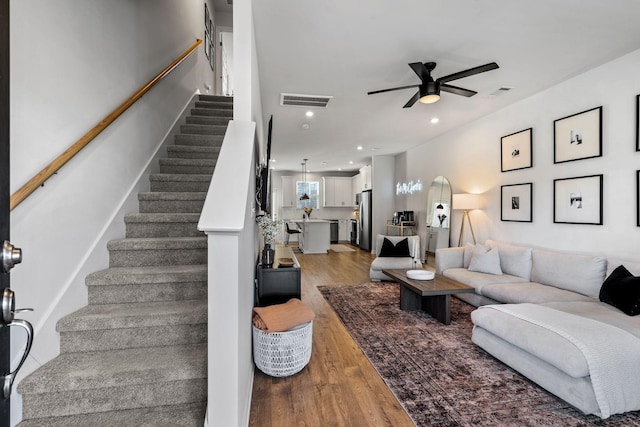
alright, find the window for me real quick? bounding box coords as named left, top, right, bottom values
left=296, top=181, right=319, bottom=209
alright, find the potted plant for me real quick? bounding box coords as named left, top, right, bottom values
left=257, top=215, right=282, bottom=268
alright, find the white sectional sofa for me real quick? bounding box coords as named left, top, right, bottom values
left=435, top=240, right=640, bottom=419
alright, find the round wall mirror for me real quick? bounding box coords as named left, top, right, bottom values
left=426, top=176, right=451, bottom=256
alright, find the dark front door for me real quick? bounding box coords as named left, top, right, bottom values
left=0, top=0, right=11, bottom=427
left=1, top=2, right=10, bottom=425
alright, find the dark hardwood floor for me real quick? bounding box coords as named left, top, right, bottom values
left=249, top=244, right=416, bottom=426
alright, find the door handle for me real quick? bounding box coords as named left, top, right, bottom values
left=1, top=240, right=22, bottom=273
left=1, top=288, right=34, bottom=399
left=2, top=319, right=33, bottom=399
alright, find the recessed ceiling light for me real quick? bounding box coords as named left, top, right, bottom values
left=338, top=168, right=342, bottom=171
left=357, top=145, right=363, bottom=151
left=270, top=158, right=276, bottom=162
left=305, top=111, right=314, bottom=117
left=301, top=123, right=310, bottom=130
left=430, top=117, right=439, bottom=124
left=349, top=161, right=354, bottom=164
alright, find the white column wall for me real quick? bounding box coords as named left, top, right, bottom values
left=400, top=48, right=640, bottom=260
left=9, top=1, right=215, bottom=423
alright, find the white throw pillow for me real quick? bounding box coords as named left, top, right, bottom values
left=468, top=244, right=503, bottom=275
left=463, top=242, right=476, bottom=268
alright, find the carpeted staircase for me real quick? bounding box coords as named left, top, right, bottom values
left=17, top=94, right=232, bottom=426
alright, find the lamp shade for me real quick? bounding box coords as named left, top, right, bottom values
left=453, top=193, right=482, bottom=210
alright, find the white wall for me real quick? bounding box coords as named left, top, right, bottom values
left=400, top=48, right=640, bottom=261
left=372, top=155, right=396, bottom=245
left=9, top=0, right=215, bottom=422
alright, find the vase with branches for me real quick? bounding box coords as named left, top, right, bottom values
left=257, top=215, right=282, bottom=267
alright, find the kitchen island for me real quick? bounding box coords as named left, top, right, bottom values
left=294, top=219, right=331, bottom=254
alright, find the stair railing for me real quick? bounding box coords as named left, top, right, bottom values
left=10, top=38, right=203, bottom=211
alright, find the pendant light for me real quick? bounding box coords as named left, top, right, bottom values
left=436, top=177, right=444, bottom=210
left=299, top=159, right=310, bottom=201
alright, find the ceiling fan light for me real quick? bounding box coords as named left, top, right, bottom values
left=419, top=94, right=440, bottom=104
left=419, top=82, right=440, bottom=104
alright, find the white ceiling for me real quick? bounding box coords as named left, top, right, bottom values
left=250, top=0, right=640, bottom=174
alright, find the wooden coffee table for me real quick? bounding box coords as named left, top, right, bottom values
left=382, top=269, right=474, bottom=325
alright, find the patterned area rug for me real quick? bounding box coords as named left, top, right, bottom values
left=318, top=282, right=640, bottom=426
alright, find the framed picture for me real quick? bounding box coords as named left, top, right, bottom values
left=636, top=94, right=639, bottom=152
left=553, top=174, right=603, bottom=225
left=208, top=19, right=215, bottom=71
left=554, top=106, right=602, bottom=164
left=637, top=170, right=640, bottom=226
left=501, top=128, right=532, bottom=172
left=204, top=4, right=210, bottom=55
left=501, top=183, right=533, bottom=222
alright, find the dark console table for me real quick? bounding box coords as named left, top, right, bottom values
left=255, top=246, right=301, bottom=306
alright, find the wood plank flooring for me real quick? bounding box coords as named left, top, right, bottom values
left=249, top=244, right=415, bottom=427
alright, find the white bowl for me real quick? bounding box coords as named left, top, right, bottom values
left=406, top=270, right=435, bottom=281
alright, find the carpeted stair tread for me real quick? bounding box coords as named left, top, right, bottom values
left=190, top=107, right=233, bottom=117
left=194, top=100, right=233, bottom=110
left=180, top=123, right=227, bottom=135
left=149, top=173, right=212, bottom=182
left=124, top=212, right=201, bottom=223
left=159, top=158, right=216, bottom=167
left=107, top=236, right=207, bottom=251
left=17, top=402, right=206, bottom=427
left=138, top=192, right=206, bottom=213
left=18, top=343, right=207, bottom=394
left=166, top=145, right=220, bottom=159
left=186, top=115, right=230, bottom=126
left=57, top=299, right=207, bottom=332
left=174, top=133, right=224, bottom=146
left=87, top=265, right=207, bottom=286
left=198, top=94, right=232, bottom=103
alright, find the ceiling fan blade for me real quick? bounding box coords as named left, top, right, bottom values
left=403, top=91, right=420, bottom=108
left=437, top=62, right=499, bottom=83
left=409, top=62, right=431, bottom=81
left=367, top=84, right=420, bottom=95
left=441, top=84, right=477, bottom=97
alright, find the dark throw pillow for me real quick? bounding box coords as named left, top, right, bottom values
left=599, top=265, right=640, bottom=316
left=379, top=238, right=410, bottom=257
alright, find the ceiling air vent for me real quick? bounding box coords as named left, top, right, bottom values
left=280, top=93, right=333, bottom=108
left=489, top=87, right=513, bottom=96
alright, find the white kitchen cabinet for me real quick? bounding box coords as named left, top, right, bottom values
left=359, top=165, right=371, bottom=191
left=352, top=174, right=360, bottom=204
left=323, top=177, right=353, bottom=207
left=282, top=176, right=295, bottom=208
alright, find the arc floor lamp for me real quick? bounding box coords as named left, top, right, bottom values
left=453, top=193, right=481, bottom=247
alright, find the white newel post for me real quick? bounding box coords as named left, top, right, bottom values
left=198, top=121, right=257, bottom=427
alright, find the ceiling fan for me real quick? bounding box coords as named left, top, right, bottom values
left=368, top=61, right=499, bottom=108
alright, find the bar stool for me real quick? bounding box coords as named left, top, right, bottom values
left=285, top=222, right=301, bottom=246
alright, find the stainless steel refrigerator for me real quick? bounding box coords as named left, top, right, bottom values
left=358, top=190, right=372, bottom=252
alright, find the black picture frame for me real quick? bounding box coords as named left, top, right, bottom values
left=636, top=94, right=639, bottom=152
left=553, top=174, right=603, bottom=225
left=553, top=106, right=602, bottom=164
left=637, top=170, right=640, bottom=227
left=208, top=19, right=215, bottom=71
left=501, top=128, right=532, bottom=172
left=501, top=183, right=533, bottom=222
left=204, top=4, right=210, bottom=57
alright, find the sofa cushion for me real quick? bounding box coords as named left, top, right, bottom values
left=370, top=256, right=414, bottom=271
left=531, top=249, right=606, bottom=299
left=607, top=258, right=640, bottom=277
left=482, top=282, right=595, bottom=304
left=468, top=245, right=503, bottom=275
left=471, top=305, right=590, bottom=378
left=443, top=268, right=525, bottom=294
left=463, top=242, right=475, bottom=268
left=379, top=237, right=410, bottom=257
left=599, top=265, right=640, bottom=316
left=486, top=240, right=533, bottom=280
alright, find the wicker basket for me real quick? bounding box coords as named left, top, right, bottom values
left=252, top=321, right=313, bottom=377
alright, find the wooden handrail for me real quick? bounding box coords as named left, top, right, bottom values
left=10, top=38, right=203, bottom=211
